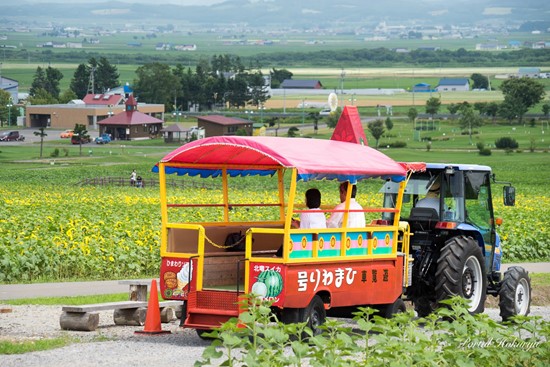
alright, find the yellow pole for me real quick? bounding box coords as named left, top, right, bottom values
left=222, top=167, right=229, bottom=222
left=284, top=169, right=298, bottom=261
left=159, top=162, right=169, bottom=254
left=277, top=168, right=286, bottom=221
left=340, top=181, right=352, bottom=256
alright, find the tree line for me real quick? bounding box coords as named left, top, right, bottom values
left=26, top=54, right=280, bottom=112
left=4, top=46, right=550, bottom=69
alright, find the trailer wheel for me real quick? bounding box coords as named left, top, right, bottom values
left=499, top=266, right=531, bottom=321
left=436, top=236, right=487, bottom=314
left=196, top=329, right=215, bottom=340
left=299, top=295, right=326, bottom=336
left=413, top=296, right=435, bottom=318
left=380, top=298, right=407, bottom=318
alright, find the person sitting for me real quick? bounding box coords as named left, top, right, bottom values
left=292, top=188, right=327, bottom=229
left=416, top=181, right=440, bottom=214
left=327, top=182, right=366, bottom=228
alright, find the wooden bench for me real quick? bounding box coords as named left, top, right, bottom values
left=60, top=300, right=183, bottom=332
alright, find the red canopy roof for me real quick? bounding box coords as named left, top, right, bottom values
left=156, top=136, right=407, bottom=183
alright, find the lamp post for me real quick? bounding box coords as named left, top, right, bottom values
left=172, top=110, right=182, bottom=123
left=7, top=98, right=13, bottom=126
left=348, top=93, right=356, bottom=106
left=259, top=103, right=264, bottom=124
left=339, top=68, right=346, bottom=108
left=469, top=119, right=472, bottom=145
left=283, top=88, right=286, bottom=115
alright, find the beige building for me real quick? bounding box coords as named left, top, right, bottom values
left=25, top=93, right=164, bottom=130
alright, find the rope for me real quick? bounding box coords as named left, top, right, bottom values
left=204, top=233, right=245, bottom=249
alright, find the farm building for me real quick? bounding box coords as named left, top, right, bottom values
left=280, top=79, right=323, bottom=89
left=197, top=115, right=253, bottom=137
left=435, top=78, right=469, bottom=92
left=0, top=76, right=19, bottom=104
left=25, top=91, right=164, bottom=130
left=160, top=124, right=204, bottom=143
left=518, top=67, right=541, bottom=78
left=412, top=83, right=432, bottom=92
left=97, top=95, right=163, bottom=140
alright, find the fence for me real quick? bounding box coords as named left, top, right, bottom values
left=77, top=177, right=217, bottom=190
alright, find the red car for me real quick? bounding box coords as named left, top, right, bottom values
left=71, top=134, right=91, bottom=144
left=0, top=131, right=23, bottom=141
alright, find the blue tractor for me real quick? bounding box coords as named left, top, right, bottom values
left=381, top=163, right=531, bottom=320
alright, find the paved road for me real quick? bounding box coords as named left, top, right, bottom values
left=0, top=263, right=548, bottom=301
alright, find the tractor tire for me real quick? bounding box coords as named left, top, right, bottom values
left=298, top=295, right=326, bottom=336
left=435, top=236, right=487, bottom=314
left=380, top=298, right=407, bottom=318
left=499, top=266, right=531, bottom=321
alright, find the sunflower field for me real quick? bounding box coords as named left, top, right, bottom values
left=0, top=148, right=548, bottom=283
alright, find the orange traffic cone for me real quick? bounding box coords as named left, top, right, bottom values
left=135, top=279, right=171, bottom=335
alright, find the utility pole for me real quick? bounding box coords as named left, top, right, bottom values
left=87, top=67, right=96, bottom=95
left=7, top=98, right=12, bottom=126
left=339, top=68, right=345, bottom=108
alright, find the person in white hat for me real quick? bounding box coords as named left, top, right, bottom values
left=416, top=180, right=441, bottom=214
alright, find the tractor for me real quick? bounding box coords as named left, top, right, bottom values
left=381, top=163, right=531, bottom=320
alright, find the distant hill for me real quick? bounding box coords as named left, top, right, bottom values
left=4, top=0, right=550, bottom=28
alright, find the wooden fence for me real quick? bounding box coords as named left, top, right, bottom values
left=77, top=177, right=217, bottom=190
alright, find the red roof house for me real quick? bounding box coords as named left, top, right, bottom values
left=97, top=95, right=163, bottom=140
left=83, top=93, right=125, bottom=106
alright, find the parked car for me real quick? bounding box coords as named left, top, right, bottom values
left=0, top=130, right=24, bottom=142
left=95, top=133, right=112, bottom=144
left=71, top=134, right=91, bottom=144
left=60, top=130, right=74, bottom=138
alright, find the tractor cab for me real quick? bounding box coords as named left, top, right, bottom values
left=382, top=164, right=512, bottom=265
left=380, top=163, right=528, bottom=320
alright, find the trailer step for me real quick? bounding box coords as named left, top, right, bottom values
left=188, top=307, right=239, bottom=317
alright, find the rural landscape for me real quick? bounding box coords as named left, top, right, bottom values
left=1, top=0, right=549, bottom=365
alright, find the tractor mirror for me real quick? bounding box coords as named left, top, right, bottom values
left=503, top=186, right=515, bottom=206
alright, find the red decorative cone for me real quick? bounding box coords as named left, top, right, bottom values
left=135, top=279, right=171, bottom=335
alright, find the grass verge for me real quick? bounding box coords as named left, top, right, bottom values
left=0, top=337, right=76, bottom=355
left=4, top=293, right=128, bottom=306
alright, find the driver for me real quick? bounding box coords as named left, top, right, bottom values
left=416, top=180, right=440, bottom=214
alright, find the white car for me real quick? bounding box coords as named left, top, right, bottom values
left=319, top=109, right=332, bottom=116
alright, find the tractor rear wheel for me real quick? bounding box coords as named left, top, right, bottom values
left=436, top=236, right=487, bottom=314
left=499, top=266, right=531, bottom=321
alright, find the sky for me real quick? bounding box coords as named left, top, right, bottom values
left=28, top=0, right=226, bottom=4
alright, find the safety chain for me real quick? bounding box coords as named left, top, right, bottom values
left=204, top=233, right=245, bottom=249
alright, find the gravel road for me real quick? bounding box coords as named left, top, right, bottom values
left=1, top=304, right=549, bottom=367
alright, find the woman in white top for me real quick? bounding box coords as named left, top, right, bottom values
left=327, top=181, right=366, bottom=228
left=292, top=188, right=327, bottom=229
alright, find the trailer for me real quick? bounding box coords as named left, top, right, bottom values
left=153, top=135, right=416, bottom=337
